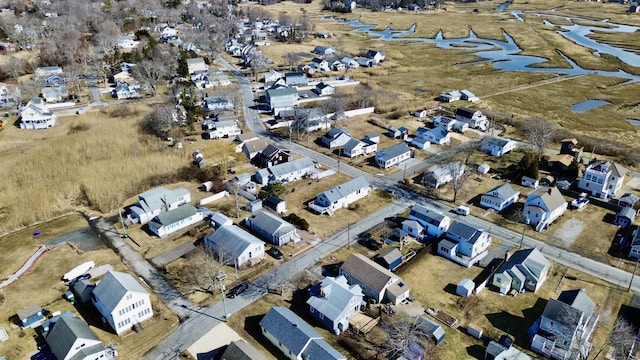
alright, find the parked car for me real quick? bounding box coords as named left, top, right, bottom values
left=226, top=282, right=249, bottom=298
left=453, top=205, right=470, bottom=216
left=358, top=237, right=382, bottom=251
left=266, top=247, right=284, bottom=259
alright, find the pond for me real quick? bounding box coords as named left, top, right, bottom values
left=496, top=1, right=512, bottom=11
left=336, top=12, right=640, bottom=83
left=627, top=119, right=640, bottom=127
left=571, top=99, right=610, bottom=112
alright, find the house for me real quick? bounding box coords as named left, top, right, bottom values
left=364, top=133, right=380, bottom=144
left=411, top=137, right=430, bottom=150
left=204, top=225, right=265, bottom=268
left=376, top=248, right=403, bottom=271
left=356, top=56, right=375, bottom=67
left=17, top=305, right=45, bottom=328
left=455, top=107, right=489, bottom=130
left=630, top=229, right=640, bottom=259
left=339, top=253, right=411, bottom=305
left=492, top=248, right=551, bottom=295
left=578, top=160, right=628, bottom=199
left=242, top=138, right=272, bottom=160
left=221, top=340, right=267, bottom=360
left=260, top=307, right=346, bottom=360
left=117, top=34, right=139, bottom=49
left=521, top=176, right=540, bottom=189
left=618, top=193, right=639, bottom=209
left=414, top=109, right=428, bottom=118
left=415, top=316, right=446, bottom=345
left=246, top=210, right=300, bottom=246
left=258, top=144, right=293, bottom=168
left=375, top=142, right=412, bottom=169
left=485, top=340, right=532, bottom=360
left=20, top=97, right=57, bottom=129
left=285, top=72, right=308, bottom=86
left=365, top=49, right=385, bottom=64
left=418, top=127, right=451, bottom=145
left=264, top=196, right=287, bottom=214
left=481, top=137, right=517, bottom=156
left=235, top=132, right=260, bottom=152
left=408, top=204, right=451, bottom=239
left=313, top=45, right=336, bottom=56
left=439, top=90, right=462, bottom=103
left=35, top=66, right=63, bottom=77
left=0, top=84, right=20, bottom=106
left=547, top=154, right=575, bottom=173
left=45, top=315, right=113, bottom=360
left=529, top=289, right=599, bottom=360
left=431, top=116, right=454, bottom=131
left=560, top=138, right=583, bottom=161
left=111, top=82, right=138, bottom=99
left=254, top=157, right=316, bottom=185
left=265, top=86, right=298, bottom=115
left=460, top=89, right=479, bottom=102
left=72, top=279, right=95, bottom=303
left=309, top=176, right=370, bottom=215
left=202, top=96, right=234, bottom=111
left=523, top=186, right=568, bottom=232
left=263, top=70, right=284, bottom=85
left=309, top=58, right=330, bottom=72
left=331, top=60, right=346, bottom=71
left=210, top=212, right=233, bottom=228
left=481, top=183, right=520, bottom=212
left=343, top=138, right=365, bottom=158
left=438, top=221, right=492, bottom=267
left=422, top=162, right=466, bottom=189
left=148, top=204, right=204, bottom=239
left=204, top=120, right=242, bottom=139
left=614, top=207, right=636, bottom=229
left=307, top=276, right=364, bottom=335
left=91, top=271, right=153, bottom=336
left=129, top=187, right=191, bottom=225
left=315, top=82, right=335, bottom=96
left=41, top=85, right=68, bottom=103
left=402, top=219, right=425, bottom=240
left=187, top=57, right=208, bottom=75
left=321, top=127, right=351, bottom=149
left=341, top=57, right=359, bottom=69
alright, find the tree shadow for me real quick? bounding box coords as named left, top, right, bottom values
left=486, top=297, right=546, bottom=349
left=466, top=344, right=485, bottom=359
left=322, top=262, right=343, bottom=277
left=243, top=314, right=287, bottom=359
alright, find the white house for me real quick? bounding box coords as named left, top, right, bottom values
left=20, top=98, right=57, bottom=129
left=492, top=248, right=550, bottom=295
left=148, top=204, right=204, bottom=239
left=117, top=34, right=139, bottom=49
left=340, top=57, right=359, bottom=69
left=187, top=57, right=208, bottom=75
left=365, top=49, right=385, bottom=64
left=422, top=162, right=466, bottom=189
left=411, top=137, right=430, bottom=150
left=418, top=127, right=451, bottom=145
left=91, top=271, right=153, bottom=336
left=408, top=204, right=451, bottom=239
left=375, top=142, right=412, bottom=169
left=309, top=176, right=370, bottom=215
left=45, top=315, right=114, bottom=360
left=455, top=107, right=489, bottom=130
left=260, top=307, right=346, bottom=360
left=245, top=210, right=300, bottom=246
left=480, top=183, right=520, bottom=212
left=439, top=90, right=461, bottom=103
left=523, top=186, right=568, bottom=232
left=402, top=219, right=424, bottom=240
left=204, top=120, right=242, bottom=139
left=315, top=82, right=334, bottom=96
left=0, top=84, right=20, bottom=106
left=309, top=58, right=330, bottom=72
left=307, top=276, right=364, bottom=335
left=129, top=187, right=191, bottom=225
left=266, top=86, right=298, bottom=115
left=343, top=138, right=364, bottom=158
left=481, top=137, right=517, bottom=156
left=204, top=225, right=265, bottom=268
left=578, top=160, right=627, bottom=199
left=254, top=157, right=316, bottom=185
left=321, top=127, right=352, bottom=149
left=263, top=69, right=283, bottom=85
left=438, top=221, right=492, bottom=267
left=340, top=253, right=411, bottom=305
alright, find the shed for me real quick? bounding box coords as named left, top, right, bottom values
left=477, top=163, right=490, bottom=175
left=71, top=279, right=95, bottom=303
left=264, top=196, right=286, bottom=214
left=210, top=212, right=233, bottom=228
left=467, top=323, right=483, bottom=339
left=615, top=207, right=636, bottom=229
left=376, top=248, right=403, bottom=271
left=17, top=305, right=45, bottom=329
left=456, top=278, right=474, bottom=297
left=247, top=199, right=263, bottom=212
left=416, top=317, right=446, bottom=345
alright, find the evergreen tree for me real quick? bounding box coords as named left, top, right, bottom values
left=566, top=158, right=580, bottom=179
left=177, top=50, right=189, bottom=78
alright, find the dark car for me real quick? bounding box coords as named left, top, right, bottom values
left=266, top=247, right=284, bottom=259
left=358, top=237, right=382, bottom=251
left=226, top=282, right=249, bottom=299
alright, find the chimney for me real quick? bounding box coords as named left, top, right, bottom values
left=292, top=323, right=298, bottom=327
left=548, top=188, right=552, bottom=195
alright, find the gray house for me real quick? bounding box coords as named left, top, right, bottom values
left=265, top=86, right=298, bottom=115
left=129, top=187, right=191, bottom=225
left=220, top=340, right=267, bottom=360
left=204, top=225, right=265, bottom=268
left=375, top=142, right=411, bottom=169
left=45, top=315, right=113, bottom=360
left=321, top=127, right=351, bottom=149
left=285, top=72, right=308, bottom=86
left=492, top=248, right=551, bottom=295
left=480, top=183, right=520, bottom=212
left=310, top=176, right=370, bottom=215
left=245, top=210, right=300, bottom=246
left=254, top=157, right=316, bottom=185
left=260, top=307, right=346, bottom=360
left=307, top=275, right=364, bottom=335
left=422, top=162, right=466, bottom=189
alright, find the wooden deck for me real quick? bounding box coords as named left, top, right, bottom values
left=349, top=312, right=379, bottom=334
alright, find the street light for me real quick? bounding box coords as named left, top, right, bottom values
left=629, top=257, right=639, bottom=292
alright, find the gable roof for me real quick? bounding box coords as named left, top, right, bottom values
left=341, top=254, right=397, bottom=293
left=221, top=340, right=267, bottom=360
left=261, top=144, right=287, bottom=159
left=92, top=271, right=149, bottom=313
left=205, top=225, right=264, bottom=258
left=149, top=204, right=199, bottom=228
left=267, top=157, right=315, bottom=178
left=548, top=154, right=574, bottom=167
left=266, top=86, right=298, bottom=97
left=376, top=142, right=410, bottom=161
left=318, top=176, right=369, bottom=203
left=46, top=316, right=104, bottom=360
left=379, top=248, right=402, bottom=265
left=483, top=136, right=513, bottom=147
left=486, top=183, right=519, bottom=200
left=343, top=138, right=363, bottom=153
left=243, top=138, right=272, bottom=155
left=497, top=248, right=550, bottom=282
left=260, top=307, right=320, bottom=355
left=455, top=106, right=476, bottom=119
left=526, top=186, right=566, bottom=212
left=446, top=221, right=485, bottom=244
left=236, top=132, right=258, bottom=143
left=323, top=127, right=350, bottom=140
left=137, top=187, right=190, bottom=213
left=409, top=205, right=447, bottom=226
left=307, top=275, right=363, bottom=322
left=586, top=160, right=628, bottom=178
left=542, top=289, right=595, bottom=332
left=248, top=211, right=295, bottom=236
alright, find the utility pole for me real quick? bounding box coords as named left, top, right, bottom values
left=118, top=208, right=128, bottom=238
left=219, top=281, right=230, bottom=321
left=519, top=219, right=528, bottom=248
left=629, top=258, right=639, bottom=292
left=347, top=222, right=351, bottom=249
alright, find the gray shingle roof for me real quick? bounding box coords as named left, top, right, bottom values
left=303, top=339, right=346, bottom=360
left=267, top=157, right=314, bottom=179
left=266, top=87, right=297, bottom=97
left=46, top=316, right=104, bottom=360
left=137, top=187, right=190, bottom=213
left=92, top=271, right=148, bottom=313
left=340, top=254, right=398, bottom=293
left=343, top=138, right=363, bottom=153
left=318, top=176, right=369, bottom=204
left=149, top=204, right=199, bottom=228
left=306, top=276, right=363, bottom=323
left=497, top=248, right=550, bottom=286
left=375, top=142, right=410, bottom=162
left=416, top=316, right=446, bottom=343
left=486, top=183, right=519, bottom=200
left=204, top=225, right=264, bottom=259
left=588, top=160, right=628, bottom=178
left=527, top=186, right=567, bottom=212
left=483, top=136, right=512, bottom=147
left=259, top=307, right=320, bottom=356
left=380, top=248, right=402, bottom=266
left=221, top=340, right=267, bottom=360
left=248, top=211, right=295, bottom=237
left=446, top=221, right=484, bottom=244
left=409, top=205, right=448, bottom=227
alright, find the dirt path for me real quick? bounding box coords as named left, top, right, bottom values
left=0, top=245, right=48, bottom=289
left=481, top=73, right=590, bottom=100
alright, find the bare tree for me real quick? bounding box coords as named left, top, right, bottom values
left=336, top=35, right=347, bottom=58
left=140, top=105, right=175, bottom=138
left=591, top=317, right=637, bottom=360
left=133, top=60, right=166, bottom=96
left=5, top=55, right=28, bottom=82
left=446, top=161, right=470, bottom=204
left=523, top=117, right=558, bottom=160
left=377, top=315, right=439, bottom=360
left=93, top=20, right=120, bottom=54
left=456, top=138, right=482, bottom=165
left=19, top=79, right=41, bottom=102
left=167, top=245, right=232, bottom=295
left=284, top=52, right=301, bottom=71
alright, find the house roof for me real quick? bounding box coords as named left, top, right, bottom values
left=221, top=340, right=267, bottom=360
left=526, top=186, right=567, bottom=212
left=323, top=127, right=350, bottom=141
left=341, top=254, right=398, bottom=293
left=426, top=127, right=449, bottom=140
left=204, top=225, right=264, bottom=259
left=557, top=288, right=595, bottom=317
left=137, top=187, right=190, bottom=213
left=460, top=89, right=476, bottom=97
left=375, top=142, right=410, bottom=162
left=236, top=132, right=258, bottom=143
left=302, top=338, right=346, bottom=360
left=92, top=271, right=148, bottom=313
left=548, top=154, right=574, bottom=167
left=265, top=196, right=285, bottom=207
left=409, top=205, right=448, bottom=227
left=259, top=307, right=320, bottom=356
left=561, top=138, right=578, bottom=145
left=483, top=136, right=513, bottom=147
left=619, top=193, right=640, bottom=207
left=46, top=316, right=104, bottom=360
left=23, top=97, right=53, bottom=116
left=446, top=221, right=485, bottom=244
left=267, top=157, right=315, bottom=179
left=243, top=139, right=272, bottom=155
left=318, top=176, right=369, bottom=204
left=17, top=305, right=41, bottom=320
left=261, top=144, right=288, bottom=159
left=486, top=183, right=519, bottom=200
left=285, top=71, right=306, bottom=78
left=497, top=248, right=550, bottom=283
left=542, top=289, right=594, bottom=330
left=307, top=275, right=363, bottom=323
left=379, top=248, right=402, bottom=266
left=343, top=138, right=363, bottom=153
left=266, top=86, right=298, bottom=97
left=618, top=207, right=637, bottom=220
left=211, top=212, right=233, bottom=227
left=248, top=211, right=295, bottom=237
left=186, top=57, right=205, bottom=65
left=402, top=219, right=423, bottom=232
left=416, top=316, right=446, bottom=342
left=455, top=106, right=476, bottom=119
left=149, top=204, right=199, bottom=228
left=587, top=160, right=628, bottom=178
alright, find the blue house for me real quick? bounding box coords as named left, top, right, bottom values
left=307, top=276, right=364, bottom=335
left=17, top=305, right=45, bottom=329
